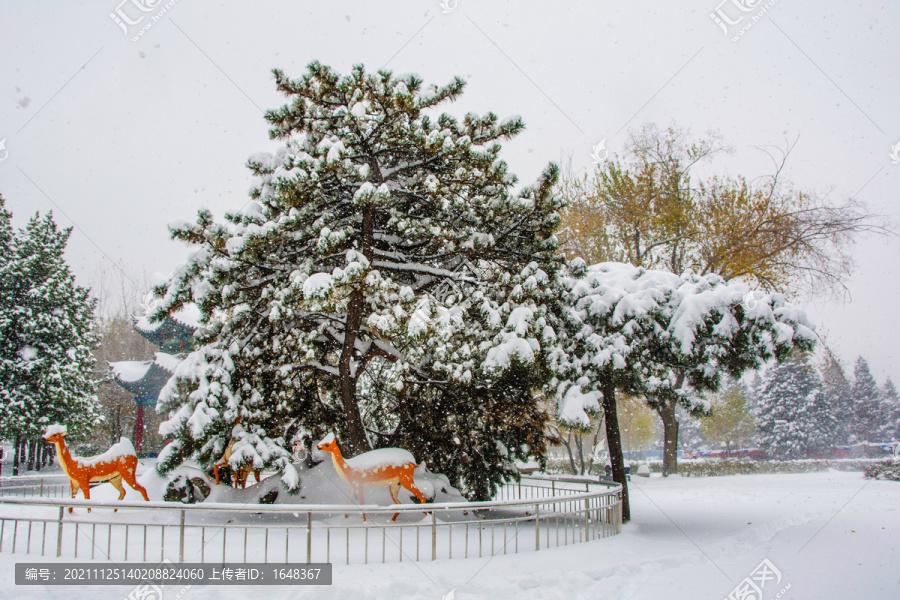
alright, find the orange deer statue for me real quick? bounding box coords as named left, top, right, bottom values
left=43, top=424, right=149, bottom=513
left=213, top=438, right=261, bottom=489
left=317, top=433, right=428, bottom=521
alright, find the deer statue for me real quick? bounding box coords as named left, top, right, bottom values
left=212, top=438, right=261, bottom=489
left=43, top=424, right=149, bottom=513
left=316, top=433, right=429, bottom=521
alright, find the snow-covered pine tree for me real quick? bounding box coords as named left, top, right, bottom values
left=0, top=194, right=12, bottom=252
left=0, top=206, right=101, bottom=444
left=878, top=378, right=899, bottom=442
left=754, top=353, right=833, bottom=458
left=154, top=63, right=564, bottom=499
left=0, top=195, right=17, bottom=471
left=851, top=357, right=882, bottom=443
left=550, top=261, right=816, bottom=517
left=801, top=384, right=839, bottom=455
left=0, top=195, right=15, bottom=424
left=819, top=351, right=854, bottom=445
left=0, top=194, right=13, bottom=310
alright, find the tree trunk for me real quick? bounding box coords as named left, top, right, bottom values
left=33, top=440, right=41, bottom=472
left=576, top=433, right=586, bottom=474
left=333, top=202, right=377, bottom=457
left=26, top=439, right=34, bottom=471
left=601, top=372, right=630, bottom=522
left=561, top=432, right=577, bottom=475
left=338, top=288, right=373, bottom=456
left=134, top=405, right=144, bottom=454
left=658, top=400, right=679, bottom=476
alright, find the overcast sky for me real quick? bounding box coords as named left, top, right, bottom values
left=1, top=0, right=898, bottom=382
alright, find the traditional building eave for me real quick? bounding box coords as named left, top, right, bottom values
left=133, top=305, right=200, bottom=352
left=108, top=352, right=181, bottom=402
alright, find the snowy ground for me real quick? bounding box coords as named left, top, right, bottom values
left=1, top=470, right=898, bottom=599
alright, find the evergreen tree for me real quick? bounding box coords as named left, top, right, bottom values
left=851, top=357, right=881, bottom=442
left=755, top=353, right=834, bottom=458
left=819, top=351, right=854, bottom=445
left=803, top=385, right=839, bottom=454
left=0, top=195, right=15, bottom=434
left=878, top=378, right=900, bottom=441
left=0, top=205, right=101, bottom=444
left=0, top=195, right=14, bottom=340
left=0, top=194, right=12, bottom=251
left=155, top=63, right=563, bottom=499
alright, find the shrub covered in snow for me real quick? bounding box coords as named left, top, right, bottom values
left=863, top=460, right=900, bottom=481
left=164, top=474, right=211, bottom=504
left=672, top=458, right=884, bottom=477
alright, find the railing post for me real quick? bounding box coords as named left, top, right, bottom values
left=179, top=510, right=185, bottom=563
left=583, top=498, right=589, bottom=542
left=431, top=511, right=437, bottom=561
left=616, top=492, right=622, bottom=533
left=55, top=507, right=63, bottom=558
left=306, top=512, right=312, bottom=564
left=534, top=504, right=540, bottom=551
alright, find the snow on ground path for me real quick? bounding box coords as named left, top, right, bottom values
left=0, top=471, right=898, bottom=599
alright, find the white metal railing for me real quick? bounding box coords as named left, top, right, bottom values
left=0, top=474, right=622, bottom=565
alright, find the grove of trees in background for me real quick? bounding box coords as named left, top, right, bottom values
left=616, top=349, right=900, bottom=462
left=752, top=352, right=900, bottom=459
